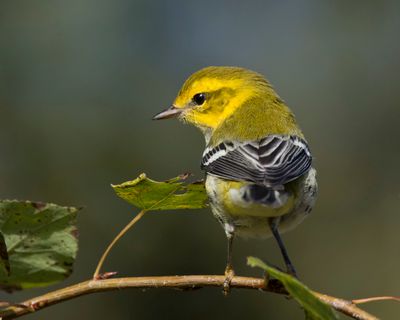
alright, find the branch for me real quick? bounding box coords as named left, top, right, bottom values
left=0, top=275, right=378, bottom=320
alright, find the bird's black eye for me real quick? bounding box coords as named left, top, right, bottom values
left=193, top=93, right=206, bottom=105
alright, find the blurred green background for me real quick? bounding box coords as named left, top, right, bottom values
left=1, top=1, right=400, bottom=319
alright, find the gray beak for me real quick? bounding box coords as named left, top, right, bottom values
left=152, top=105, right=183, bottom=120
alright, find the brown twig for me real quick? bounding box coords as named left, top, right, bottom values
left=352, top=295, right=400, bottom=305
left=93, top=210, right=146, bottom=279
left=0, top=275, right=379, bottom=320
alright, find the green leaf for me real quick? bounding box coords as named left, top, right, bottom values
left=0, top=200, right=79, bottom=292
left=0, top=232, right=10, bottom=275
left=247, top=257, right=337, bottom=320
left=112, top=173, right=208, bottom=211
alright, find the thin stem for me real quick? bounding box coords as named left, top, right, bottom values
left=93, top=188, right=179, bottom=278
left=0, top=275, right=380, bottom=320
left=93, top=210, right=146, bottom=279
left=93, top=180, right=197, bottom=279
left=352, top=296, right=400, bottom=305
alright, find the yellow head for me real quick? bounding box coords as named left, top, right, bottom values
left=154, top=66, right=302, bottom=144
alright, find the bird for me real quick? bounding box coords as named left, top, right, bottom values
left=153, top=66, right=317, bottom=290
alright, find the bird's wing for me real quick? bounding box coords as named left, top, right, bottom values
left=201, top=135, right=312, bottom=187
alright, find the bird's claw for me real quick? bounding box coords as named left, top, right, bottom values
left=223, top=267, right=235, bottom=295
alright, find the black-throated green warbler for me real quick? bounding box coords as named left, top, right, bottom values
left=153, top=66, right=317, bottom=287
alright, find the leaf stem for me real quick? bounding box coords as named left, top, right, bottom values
left=93, top=210, right=146, bottom=279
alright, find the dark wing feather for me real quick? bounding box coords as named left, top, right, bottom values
left=201, top=135, right=312, bottom=186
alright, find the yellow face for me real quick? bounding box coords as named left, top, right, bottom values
left=174, top=77, right=252, bottom=130
left=153, top=66, right=263, bottom=130
left=153, top=66, right=303, bottom=144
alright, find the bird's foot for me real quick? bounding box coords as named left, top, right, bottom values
left=286, top=264, right=298, bottom=279
left=223, top=266, right=235, bottom=296
left=263, top=271, right=270, bottom=288
left=270, top=262, right=298, bottom=279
